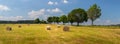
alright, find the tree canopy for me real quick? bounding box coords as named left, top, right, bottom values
left=69, top=8, right=88, bottom=26
left=87, top=4, right=101, bottom=25
left=47, top=17, right=53, bottom=24
left=59, top=15, right=68, bottom=25
left=34, top=18, right=40, bottom=23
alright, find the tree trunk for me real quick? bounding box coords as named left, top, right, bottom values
left=54, top=22, right=55, bottom=24
left=77, top=22, right=79, bottom=26
left=70, top=22, right=73, bottom=25
left=91, top=20, right=94, bottom=26
left=57, top=22, right=59, bottom=24
left=63, top=22, right=65, bottom=25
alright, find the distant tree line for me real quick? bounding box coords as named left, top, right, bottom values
left=46, top=4, right=101, bottom=26
left=34, top=18, right=47, bottom=24
left=0, top=19, right=47, bottom=24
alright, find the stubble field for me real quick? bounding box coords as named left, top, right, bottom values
left=0, top=24, right=120, bottom=44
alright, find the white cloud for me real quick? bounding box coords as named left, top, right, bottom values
left=0, top=16, right=3, bottom=19
left=28, top=9, right=45, bottom=19
left=16, top=16, right=23, bottom=19
left=48, top=0, right=68, bottom=5
left=63, top=0, right=68, bottom=4
left=48, top=1, right=58, bottom=5
left=48, top=1, right=54, bottom=5
left=46, top=8, right=62, bottom=13
left=0, top=5, right=10, bottom=11
left=55, top=2, right=58, bottom=5
left=22, top=0, right=30, bottom=2
left=28, top=8, right=63, bottom=19
left=0, top=16, right=23, bottom=21
left=51, top=8, right=62, bottom=13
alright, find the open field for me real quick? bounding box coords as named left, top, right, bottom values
left=0, top=24, right=120, bottom=44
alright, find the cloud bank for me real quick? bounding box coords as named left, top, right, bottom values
left=0, top=5, right=10, bottom=11
left=28, top=8, right=63, bottom=19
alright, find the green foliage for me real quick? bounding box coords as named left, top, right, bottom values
left=47, top=17, right=53, bottom=23
left=69, top=8, right=88, bottom=26
left=52, top=16, right=56, bottom=23
left=68, top=13, right=75, bottom=25
left=34, top=18, right=40, bottom=23
left=54, top=16, right=60, bottom=24
left=41, top=20, right=47, bottom=24
left=47, top=16, right=60, bottom=24
left=87, top=4, right=101, bottom=25
left=59, top=15, right=68, bottom=25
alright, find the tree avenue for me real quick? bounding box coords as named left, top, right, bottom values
left=45, top=4, right=101, bottom=26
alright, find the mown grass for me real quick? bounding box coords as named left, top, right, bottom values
left=0, top=24, right=120, bottom=44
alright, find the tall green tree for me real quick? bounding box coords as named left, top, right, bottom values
left=52, top=16, right=56, bottom=24
left=47, top=17, right=53, bottom=24
left=59, top=15, right=68, bottom=25
left=87, top=4, right=101, bottom=25
left=34, top=18, right=40, bottom=23
left=68, top=13, right=75, bottom=25
left=69, top=8, right=88, bottom=26
left=55, top=16, right=60, bottom=24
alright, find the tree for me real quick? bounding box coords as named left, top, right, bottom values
left=52, top=16, right=56, bottom=24
left=41, top=20, right=47, bottom=24
left=34, top=18, right=40, bottom=23
left=87, top=4, right=101, bottom=25
left=59, top=15, right=68, bottom=25
left=54, top=16, right=60, bottom=24
left=69, top=8, right=88, bottom=26
left=68, top=13, right=75, bottom=25
left=47, top=17, right=53, bottom=24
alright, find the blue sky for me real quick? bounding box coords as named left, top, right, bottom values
left=0, top=0, right=120, bottom=25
